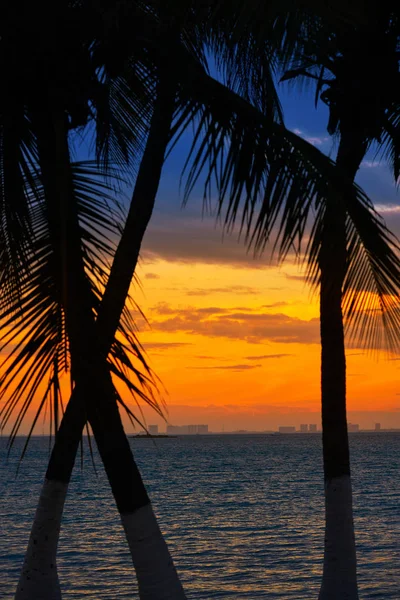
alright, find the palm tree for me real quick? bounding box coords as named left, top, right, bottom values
left=2, top=2, right=396, bottom=599
left=280, top=6, right=400, bottom=598
left=0, top=4, right=181, bottom=598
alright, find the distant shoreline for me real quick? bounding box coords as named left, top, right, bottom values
left=5, top=429, right=400, bottom=438
left=131, top=429, right=400, bottom=436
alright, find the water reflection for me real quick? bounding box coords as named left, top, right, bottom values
left=1, top=433, right=398, bottom=598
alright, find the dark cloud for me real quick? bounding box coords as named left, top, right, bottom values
left=245, top=354, right=294, bottom=360
left=186, top=285, right=260, bottom=296
left=262, top=302, right=289, bottom=308
left=141, top=213, right=280, bottom=268
left=140, top=163, right=400, bottom=271
left=148, top=303, right=320, bottom=345
left=144, top=272, right=160, bottom=280
left=142, top=342, right=193, bottom=350
left=188, top=364, right=262, bottom=371
left=285, top=273, right=308, bottom=282
left=152, top=302, right=228, bottom=316
left=194, top=355, right=228, bottom=360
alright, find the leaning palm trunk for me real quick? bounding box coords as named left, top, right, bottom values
left=318, top=131, right=366, bottom=600
left=15, top=76, right=185, bottom=600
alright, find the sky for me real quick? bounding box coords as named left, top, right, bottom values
left=118, top=85, right=400, bottom=433
left=6, top=83, right=400, bottom=435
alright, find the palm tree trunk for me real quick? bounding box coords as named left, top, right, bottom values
left=318, top=131, right=366, bottom=600
left=16, top=78, right=185, bottom=600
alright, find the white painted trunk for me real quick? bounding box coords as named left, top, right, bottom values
left=121, top=503, right=187, bottom=600
left=15, top=479, right=68, bottom=600
left=319, top=474, right=358, bottom=600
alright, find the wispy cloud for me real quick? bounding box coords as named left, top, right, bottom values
left=292, top=128, right=329, bottom=147
left=148, top=303, right=320, bottom=345
left=142, top=342, right=193, bottom=350
left=262, top=302, right=289, bottom=308
left=142, top=214, right=270, bottom=269
left=188, top=364, right=262, bottom=371
left=361, top=160, right=381, bottom=169
left=375, top=203, right=400, bottom=214
left=144, top=272, right=160, bottom=280
left=194, top=355, right=228, bottom=360
left=186, top=285, right=260, bottom=296
left=285, top=273, right=308, bottom=282
left=245, top=353, right=294, bottom=360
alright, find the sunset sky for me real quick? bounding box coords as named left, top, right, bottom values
left=8, top=86, right=400, bottom=435
left=123, top=86, right=400, bottom=433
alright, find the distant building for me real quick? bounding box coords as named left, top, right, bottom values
left=300, top=424, right=308, bottom=433
left=167, top=425, right=186, bottom=434
left=278, top=426, right=296, bottom=433
left=148, top=425, right=158, bottom=435
left=348, top=423, right=359, bottom=432
left=197, top=424, right=208, bottom=434
left=166, top=424, right=208, bottom=434
left=375, top=423, right=381, bottom=431
left=309, top=424, right=317, bottom=433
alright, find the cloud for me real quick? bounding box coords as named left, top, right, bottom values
left=194, top=355, right=225, bottom=360
left=375, top=203, right=400, bottom=214
left=188, top=364, right=262, bottom=371
left=141, top=213, right=279, bottom=268
left=142, top=342, right=193, bottom=350
left=292, top=128, right=329, bottom=147
left=262, top=302, right=289, bottom=308
left=361, top=160, right=381, bottom=169
left=185, top=285, right=260, bottom=296
left=245, top=353, right=294, bottom=360
left=284, top=273, right=308, bottom=282
left=148, top=303, right=320, bottom=345
left=152, top=302, right=228, bottom=316
left=191, top=353, right=294, bottom=362
left=305, top=136, right=329, bottom=146
left=144, top=272, right=160, bottom=280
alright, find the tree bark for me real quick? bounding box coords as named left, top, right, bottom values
left=318, top=131, right=366, bottom=600
left=16, top=76, right=185, bottom=600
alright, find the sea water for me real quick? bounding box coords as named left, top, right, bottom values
left=0, top=433, right=398, bottom=599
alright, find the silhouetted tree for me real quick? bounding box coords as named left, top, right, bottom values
left=1, top=2, right=397, bottom=599
left=281, top=4, right=400, bottom=598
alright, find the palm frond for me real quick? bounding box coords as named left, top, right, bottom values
left=376, top=101, right=400, bottom=182
left=342, top=196, right=400, bottom=351
left=0, top=109, right=39, bottom=309
left=301, top=188, right=400, bottom=352
left=171, top=61, right=369, bottom=249
left=0, top=160, right=159, bottom=449
left=172, top=59, right=400, bottom=352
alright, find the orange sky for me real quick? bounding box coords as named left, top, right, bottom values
left=118, top=226, right=400, bottom=432
left=3, top=94, right=400, bottom=435
left=3, top=219, right=400, bottom=435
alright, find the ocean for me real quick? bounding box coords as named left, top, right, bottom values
left=0, top=433, right=398, bottom=599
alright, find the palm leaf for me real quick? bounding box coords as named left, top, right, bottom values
left=0, top=161, right=159, bottom=449
left=298, top=188, right=400, bottom=352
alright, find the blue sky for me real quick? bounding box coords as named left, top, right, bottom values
left=72, top=73, right=400, bottom=266
left=137, top=82, right=400, bottom=268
